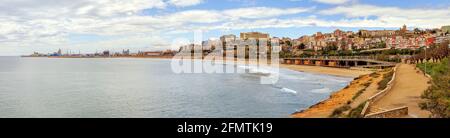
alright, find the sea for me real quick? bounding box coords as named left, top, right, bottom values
left=0, top=57, right=352, bottom=118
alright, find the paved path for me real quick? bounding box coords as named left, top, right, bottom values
left=372, top=64, right=431, bottom=118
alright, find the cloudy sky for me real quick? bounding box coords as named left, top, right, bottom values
left=1, top=0, right=450, bottom=55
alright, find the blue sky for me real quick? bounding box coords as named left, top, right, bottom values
left=1, top=0, right=450, bottom=55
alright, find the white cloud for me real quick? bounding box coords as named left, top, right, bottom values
left=166, top=10, right=223, bottom=23
left=319, top=4, right=450, bottom=28
left=0, top=0, right=312, bottom=55
left=223, top=7, right=312, bottom=19
left=320, top=4, right=450, bottom=19
left=313, top=0, right=351, bottom=5
left=168, top=0, right=204, bottom=7
left=0, top=0, right=167, bottom=18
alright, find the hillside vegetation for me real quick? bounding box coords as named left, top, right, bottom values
left=418, top=58, right=450, bottom=118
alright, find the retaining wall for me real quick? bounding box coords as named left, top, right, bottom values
left=365, top=106, right=408, bottom=118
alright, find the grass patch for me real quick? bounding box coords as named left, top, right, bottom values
left=417, top=62, right=439, bottom=76
left=330, top=105, right=351, bottom=118
left=352, top=81, right=372, bottom=100
left=362, top=81, right=372, bottom=87
left=354, top=75, right=364, bottom=80
left=377, top=69, right=394, bottom=90
left=344, top=85, right=350, bottom=89
left=369, top=72, right=380, bottom=78
left=347, top=102, right=367, bottom=118
left=352, top=88, right=367, bottom=100
left=417, top=58, right=450, bottom=117
left=417, top=58, right=449, bottom=77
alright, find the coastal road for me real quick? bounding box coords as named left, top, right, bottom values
left=372, top=64, right=431, bottom=118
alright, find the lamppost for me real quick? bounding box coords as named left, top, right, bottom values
left=425, top=46, right=427, bottom=75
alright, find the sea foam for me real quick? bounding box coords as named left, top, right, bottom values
left=280, top=87, right=298, bottom=94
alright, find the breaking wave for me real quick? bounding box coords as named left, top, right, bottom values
left=280, top=87, right=298, bottom=94
left=237, top=65, right=278, bottom=75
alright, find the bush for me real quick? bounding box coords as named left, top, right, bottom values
left=417, top=62, right=439, bottom=75
left=353, top=88, right=367, bottom=100
left=363, top=81, right=372, bottom=87
left=330, top=105, right=351, bottom=118
left=378, top=70, right=394, bottom=90
left=417, top=58, right=449, bottom=77
left=347, top=102, right=367, bottom=118
left=369, top=72, right=380, bottom=78
left=418, top=58, right=450, bottom=118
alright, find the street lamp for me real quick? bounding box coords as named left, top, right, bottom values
left=425, top=46, right=427, bottom=75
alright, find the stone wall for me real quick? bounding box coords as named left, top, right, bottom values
left=365, top=106, right=408, bottom=118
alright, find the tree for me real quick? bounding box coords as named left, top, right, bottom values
left=377, top=41, right=387, bottom=48
left=410, top=41, right=449, bottom=63
left=299, top=43, right=306, bottom=50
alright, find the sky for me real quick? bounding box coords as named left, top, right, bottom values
left=1, top=0, right=450, bottom=56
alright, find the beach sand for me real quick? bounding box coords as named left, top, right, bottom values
left=280, top=64, right=372, bottom=78
left=290, top=74, right=374, bottom=118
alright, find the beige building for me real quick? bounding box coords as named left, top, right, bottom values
left=220, top=34, right=237, bottom=42
left=360, top=30, right=396, bottom=37
left=240, top=32, right=270, bottom=40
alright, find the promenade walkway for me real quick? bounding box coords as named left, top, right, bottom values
left=371, top=64, right=431, bottom=118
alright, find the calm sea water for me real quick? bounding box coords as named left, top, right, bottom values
left=0, top=57, right=352, bottom=118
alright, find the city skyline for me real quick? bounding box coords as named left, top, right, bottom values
left=1, top=0, right=450, bottom=56
left=25, top=24, right=450, bottom=57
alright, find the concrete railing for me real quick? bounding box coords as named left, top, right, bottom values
left=361, top=65, right=398, bottom=117
left=365, top=106, right=408, bottom=118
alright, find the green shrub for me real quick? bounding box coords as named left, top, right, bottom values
left=418, top=58, right=450, bottom=118
left=363, top=81, right=372, bottom=87
left=378, top=70, right=394, bottom=90
left=330, top=105, right=351, bottom=118
left=353, top=88, right=367, bottom=100
left=347, top=102, right=367, bottom=118
left=369, top=72, right=380, bottom=78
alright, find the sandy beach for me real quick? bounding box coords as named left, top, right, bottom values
left=280, top=64, right=373, bottom=78
left=291, top=73, right=375, bottom=118
left=281, top=64, right=377, bottom=118
left=204, top=58, right=373, bottom=78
